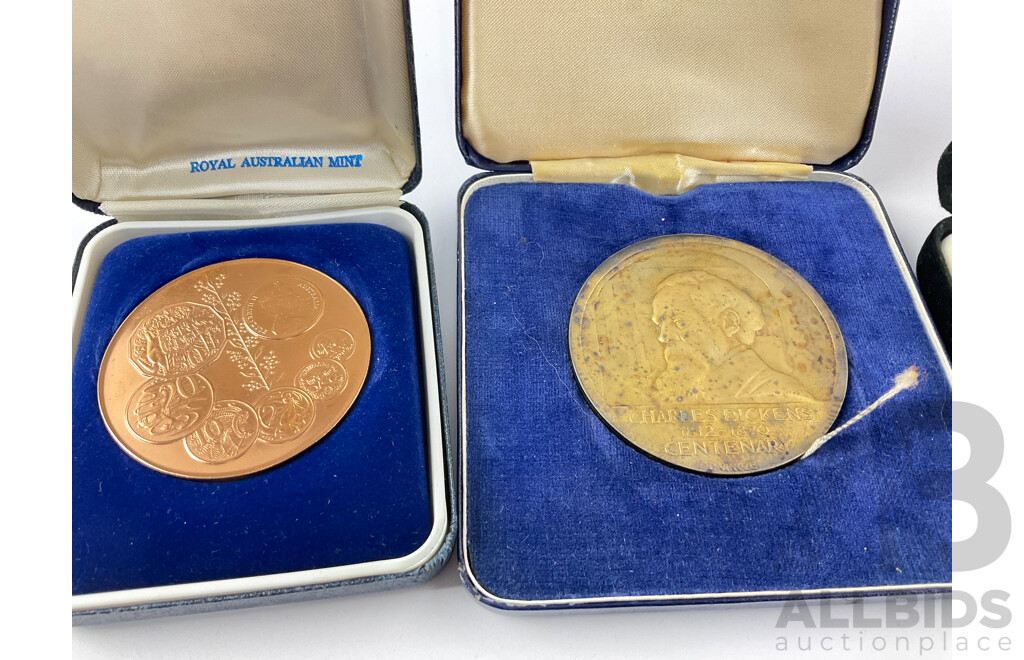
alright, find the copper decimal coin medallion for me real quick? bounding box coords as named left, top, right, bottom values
left=97, top=258, right=371, bottom=479
left=569, top=235, right=847, bottom=475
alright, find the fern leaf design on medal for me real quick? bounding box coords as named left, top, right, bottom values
left=193, top=274, right=281, bottom=392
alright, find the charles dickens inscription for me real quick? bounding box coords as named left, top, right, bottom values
left=618, top=406, right=817, bottom=457
left=622, top=406, right=817, bottom=425
left=569, top=235, right=848, bottom=476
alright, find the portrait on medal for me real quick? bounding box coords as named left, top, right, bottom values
left=649, top=269, right=819, bottom=404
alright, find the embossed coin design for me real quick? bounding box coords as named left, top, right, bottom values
left=98, top=259, right=371, bottom=479
left=569, top=235, right=847, bottom=475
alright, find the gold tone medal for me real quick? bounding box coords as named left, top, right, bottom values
left=97, top=259, right=371, bottom=479
left=569, top=235, right=847, bottom=475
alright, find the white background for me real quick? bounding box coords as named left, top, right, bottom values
left=13, top=0, right=1014, bottom=656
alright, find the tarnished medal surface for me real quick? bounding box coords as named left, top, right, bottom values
left=98, top=259, right=371, bottom=479
left=569, top=235, right=847, bottom=475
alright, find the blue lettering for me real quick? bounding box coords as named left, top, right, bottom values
left=193, top=154, right=339, bottom=172
left=328, top=154, right=365, bottom=168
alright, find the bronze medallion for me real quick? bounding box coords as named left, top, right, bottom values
left=569, top=235, right=847, bottom=475
left=98, top=258, right=371, bottom=479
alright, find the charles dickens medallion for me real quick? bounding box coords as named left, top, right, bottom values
left=569, top=235, right=847, bottom=475
left=98, top=259, right=371, bottom=479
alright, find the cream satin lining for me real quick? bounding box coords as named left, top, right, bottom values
left=532, top=155, right=811, bottom=196
left=100, top=191, right=402, bottom=223
left=73, top=0, right=415, bottom=203
left=463, top=0, right=883, bottom=167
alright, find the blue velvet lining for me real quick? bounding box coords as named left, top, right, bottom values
left=73, top=223, right=431, bottom=595
left=463, top=181, right=951, bottom=602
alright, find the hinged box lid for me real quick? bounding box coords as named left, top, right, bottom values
left=73, top=0, right=421, bottom=218
left=457, top=0, right=898, bottom=174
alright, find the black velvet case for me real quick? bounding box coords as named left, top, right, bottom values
left=916, top=144, right=952, bottom=356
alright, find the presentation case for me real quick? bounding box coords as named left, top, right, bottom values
left=456, top=0, right=952, bottom=611
left=71, top=0, right=453, bottom=624
left=917, top=144, right=952, bottom=356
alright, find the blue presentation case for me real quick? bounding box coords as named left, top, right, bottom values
left=456, top=0, right=952, bottom=611
left=71, top=0, right=453, bottom=624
